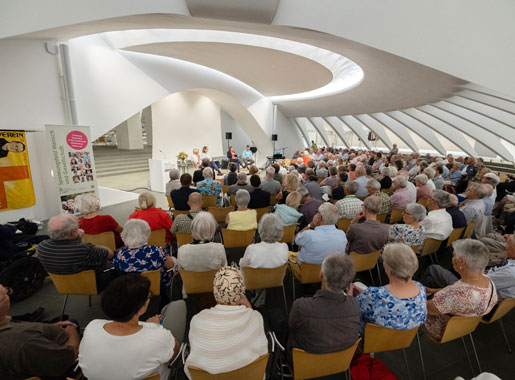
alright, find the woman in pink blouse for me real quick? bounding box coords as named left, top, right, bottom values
left=415, top=174, right=432, bottom=202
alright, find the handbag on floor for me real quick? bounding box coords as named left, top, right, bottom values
left=351, top=354, right=398, bottom=380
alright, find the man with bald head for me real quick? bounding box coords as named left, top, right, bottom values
left=171, top=192, right=203, bottom=234
left=445, top=193, right=467, bottom=229
left=37, top=214, right=113, bottom=290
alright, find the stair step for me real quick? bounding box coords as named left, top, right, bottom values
left=95, top=160, right=150, bottom=168
left=96, top=168, right=150, bottom=178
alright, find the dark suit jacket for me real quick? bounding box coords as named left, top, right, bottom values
left=193, top=169, right=205, bottom=184
left=171, top=187, right=200, bottom=210
left=446, top=206, right=468, bottom=229
left=248, top=188, right=270, bottom=209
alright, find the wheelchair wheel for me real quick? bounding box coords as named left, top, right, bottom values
left=0, top=256, right=46, bottom=302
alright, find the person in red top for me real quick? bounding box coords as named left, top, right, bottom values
left=301, top=151, right=311, bottom=166
left=129, top=192, right=173, bottom=243
left=75, top=193, right=123, bottom=248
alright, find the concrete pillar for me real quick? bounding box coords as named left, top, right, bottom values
left=141, top=106, right=153, bottom=146
left=115, top=112, right=143, bottom=150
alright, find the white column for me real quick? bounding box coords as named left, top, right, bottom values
left=142, top=106, right=153, bottom=146
left=115, top=112, right=143, bottom=150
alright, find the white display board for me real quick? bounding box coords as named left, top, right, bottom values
left=149, top=158, right=177, bottom=193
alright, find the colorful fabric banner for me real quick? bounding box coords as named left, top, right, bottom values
left=0, top=130, right=35, bottom=211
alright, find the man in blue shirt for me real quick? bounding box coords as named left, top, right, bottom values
left=242, top=145, right=254, bottom=167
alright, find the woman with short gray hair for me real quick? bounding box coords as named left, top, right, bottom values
left=356, top=243, right=427, bottom=331
left=225, top=190, right=257, bottom=231
left=177, top=212, right=227, bottom=272
left=166, top=168, right=181, bottom=194
left=76, top=193, right=123, bottom=247
left=114, top=219, right=175, bottom=287
left=389, top=203, right=426, bottom=247
left=380, top=167, right=392, bottom=189
left=129, top=191, right=173, bottom=243
left=240, top=214, right=288, bottom=268
left=415, top=174, right=431, bottom=201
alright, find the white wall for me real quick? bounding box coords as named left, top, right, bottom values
left=151, top=91, right=224, bottom=160
left=220, top=110, right=252, bottom=157
left=274, top=109, right=305, bottom=158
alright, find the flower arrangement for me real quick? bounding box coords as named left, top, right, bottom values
left=177, top=152, right=188, bottom=166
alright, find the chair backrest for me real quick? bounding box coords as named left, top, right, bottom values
left=349, top=251, right=381, bottom=272
left=363, top=324, right=419, bottom=353
left=417, top=198, right=428, bottom=207
left=337, top=218, right=352, bottom=232
left=148, top=229, right=166, bottom=248
left=281, top=224, right=296, bottom=243
left=254, top=206, right=270, bottom=222
left=300, top=263, right=322, bottom=284
left=419, top=238, right=443, bottom=257
left=82, top=231, right=116, bottom=252
left=269, top=193, right=277, bottom=206
left=439, top=315, right=482, bottom=344
left=377, top=213, right=387, bottom=223
left=179, top=268, right=219, bottom=294
left=242, top=264, right=287, bottom=290
left=172, top=209, right=189, bottom=218
left=293, top=339, right=361, bottom=380
left=221, top=228, right=255, bottom=248
left=142, top=374, right=160, bottom=380
left=202, top=195, right=218, bottom=208
left=222, top=184, right=231, bottom=195
left=141, top=270, right=161, bottom=296
left=463, top=222, right=476, bottom=238
left=166, top=195, right=174, bottom=209
left=389, top=208, right=405, bottom=224
left=48, top=270, right=98, bottom=295
left=446, top=227, right=465, bottom=248
left=188, top=353, right=269, bottom=380
left=481, top=298, right=515, bottom=324
left=317, top=177, right=323, bottom=184
left=208, top=206, right=235, bottom=223
left=176, top=232, right=194, bottom=247
left=357, top=196, right=367, bottom=201
left=230, top=193, right=236, bottom=206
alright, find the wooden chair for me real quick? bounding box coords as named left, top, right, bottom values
left=148, top=229, right=166, bottom=248
left=179, top=268, right=219, bottom=294
left=221, top=228, right=255, bottom=248
left=337, top=218, right=352, bottom=232
left=317, top=177, right=324, bottom=184
left=281, top=224, right=296, bottom=244
left=166, top=195, right=174, bottom=211
left=254, top=206, right=270, bottom=222
left=188, top=353, right=269, bottom=380
left=141, top=270, right=161, bottom=296
left=418, top=238, right=443, bottom=264
left=222, top=184, right=231, bottom=195
left=389, top=208, right=405, bottom=224
left=423, top=315, right=483, bottom=377
left=269, top=193, right=277, bottom=206
left=176, top=232, right=194, bottom=247
left=242, top=264, right=288, bottom=312
left=363, top=324, right=422, bottom=380
left=481, top=297, right=515, bottom=353
left=208, top=206, right=234, bottom=223
left=230, top=193, right=236, bottom=206
left=377, top=213, right=387, bottom=223
left=417, top=197, right=428, bottom=207
left=202, top=195, right=218, bottom=208
left=357, top=196, right=367, bottom=201
left=48, top=270, right=98, bottom=319
left=349, top=251, right=382, bottom=286
left=289, top=259, right=322, bottom=300
left=463, top=222, right=476, bottom=238
left=172, top=209, right=189, bottom=218
left=292, top=339, right=361, bottom=380
left=82, top=231, right=116, bottom=252
left=446, top=227, right=465, bottom=248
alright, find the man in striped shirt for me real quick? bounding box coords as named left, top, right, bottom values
left=37, top=214, right=114, bottom=290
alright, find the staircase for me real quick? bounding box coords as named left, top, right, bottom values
left=484, top=161, right=515, bottom=175
left=93, top=145, right=152, bottom=178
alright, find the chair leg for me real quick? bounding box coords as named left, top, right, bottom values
left=60, top=294, right=69, bottom=320
left=281, top=285, right=288, bottom=314
left=88, top=295, right=92, bottom=307
left=291, top=270, right=296, bottom=302
left=402, top=348, right=411, bottom=380
left=469, top=333, right=482, bottom=374
left=498, top=318, right=512, bottom=353
left=416, top=333, right=426, bottom=380
left=368, top=269, right=375, bottom=286
left=345, top=369, right=350, bottom=380
left=461, top=336, right=475, bottom=376
left=376, top=263, right=382, bottom=286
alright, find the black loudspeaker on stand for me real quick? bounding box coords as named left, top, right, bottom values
left=272, top=134, right=278, bottom=141
left=225, top=132, right=232, bottom=151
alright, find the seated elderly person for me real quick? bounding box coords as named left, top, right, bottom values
left=390, top=175, right=411, bottom=210
left=487, top=234, right=515, bottom=300
left=113, top=219, right=175, bottom=289
left=185, top=267, right=267, bottom=379
left=423, top=239, right=497, bottom=341
left=304, top=169, right=324, bottom=201
left=226, top=190, right=257, bottom=231
left=460, top=182, right=487, bottom=224
left=130, top=192, right=173, bottom=243
left=420, top=190, right=453, bottom=240
left=367, top=179, right=390, bottom=215
left=380, top=167, right=392, bottom=189
left=389, top=203, right=427, bottom=247
left=346, top=197, right=390, bottom=254
left=278, top=173, right=299, bottom=204
left=79, top=274, right=179, bottom=380
left=171, top=192, right=203, bottom=234
left=248, top=175, right=270, bottom=209
left=240, top=214, right=288, bottom=268
left=76, top=193, right=123, bottom=248
left=298, top=185, right=323, bottom=229
left=165, top=168, right=181, bottom=195
left=446, top=193, right=468, bottom=229
left=196, top=167, right=222, bottom=199
left=224, top=162, right=238, bottom=186
left=335, top=181, right=363, bottom=219
left=228, top=172, right=253, bottom=196
left=331, top=172, right=348, bottom=201
left=171, top=173, right=200, bottom=211
left=177, top=212, right=227, bottom=271
left=415, top=174, right=432, bottom=201
left=0, top=284, right=80, bottom=379
left=274, top=191, right=303, bottom=226
left=38, top=214, right=114, bottom=290
left=354, top=165, right=369, bottom=197
left=316, top=161, right=329, bottom=178
left=291, top=203, right=347, bottom=277
left=356, top=243, right=427, bottom=332
left=261, top=166, right=282, bottom=196
left=423, top=168, right=436, bottom=191
left=319, top=166, right=339, bottom=189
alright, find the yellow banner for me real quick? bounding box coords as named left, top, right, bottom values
left=0, top=130, right=35, bottom=211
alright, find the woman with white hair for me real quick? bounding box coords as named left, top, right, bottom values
left=356, top=243, right=427, bottom=331
left=415, top=174, right=431, bottom=201
left=129, top=192, right=173, bottom=243
left=196, top=167, right=222, bottom=198
left=226, top=190, right=257, bottom=231
left=113, top=219, right=175, bottom=287
left=424, top=239, right=497, bottom=340
left=380, top=167, right=392, bottom=190
left=177, top=212, right=226, bottom=271
left=273, top=191, right=303, bottom=226
left=278, top=173, right=299, bottom=204
left=192, top=148, right=201, bottom=169
left=240, top=214, right=288, bottom=268
left=165, top=168, right=181, bottom=195
left=389, top=203, right=426, bottom=247
left=76, top=193, right=123, bottom=247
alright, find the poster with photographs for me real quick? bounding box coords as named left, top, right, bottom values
left=45, top=125, right=98, bottom=214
